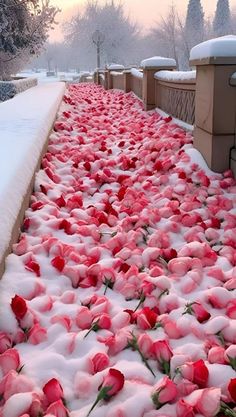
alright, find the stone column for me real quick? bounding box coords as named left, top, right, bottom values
left=124, top=70, right=131, bottom=93
left=141, top=57, right=176, bottom=111
left=104, top=70, right=108, bottom=90
left=107, top=64, right=125, bottom=90
left=190, top=36, right=236, bottom=173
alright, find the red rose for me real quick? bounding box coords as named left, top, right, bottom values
left=192, top=303, right=211, bottom=323
left=25, top=259, right=41, bottom=277
left=135, top=307, right=158, bottom=330
left=11, top=295, right=27, bottom=320
left=51, top=256, right=65, bottom=272
left=192, top=359, right=209, bottom=388
left=43, top=378, right=64, bottom=404
left=86, top=368, right=125, bottom=416
left=228, top=378, right=236, bottom=402
left=101, top=368, right=125, bottom=397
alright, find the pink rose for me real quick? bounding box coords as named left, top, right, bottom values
left=91, top=353, right=110, bottom=373
left=2, top=370, right=34, bottom=401
left=195, top=388, right=221, bottom=417
left=100, top=368, right=125, bottom=397
left=176, top=398, right=195, bottom=417
left=0, top=348, right=20, bottom=376
left=208, top=346, right=226, bottom=364
left=76, top=306, right=93, bottom=330
left=46, top=399, right=69, bottom=417
left=152, top=376, right=177, bottom=409
left=43, top=378, right=64, bottom=404
left=28, top=324, right=47, bottom=345
left=137, top=334, right=154, bottom=358
left=0, top=333, right=12, bottom=353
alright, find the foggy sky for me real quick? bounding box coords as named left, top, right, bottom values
left=49, top=0, right=236, bottom=41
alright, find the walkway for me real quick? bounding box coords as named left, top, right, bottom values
left=0, top=84, right=236, bottom=417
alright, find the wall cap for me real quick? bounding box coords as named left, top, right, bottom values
left=190, top=35, right=236, bottom=65
left=108, top=64, right=125, bottom=70
left=141, top=56, right=176, bottom=69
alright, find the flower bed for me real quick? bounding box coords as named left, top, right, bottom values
left=0, top=77, right=37, bottom=102
left=0, top=84, right=235, bottom=417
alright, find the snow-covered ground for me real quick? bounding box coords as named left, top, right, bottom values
left=0, top=84, right=236, bottom=417
left=0, top=82, right=65, bottom=261
left=18, top=70, right=90, bottom=84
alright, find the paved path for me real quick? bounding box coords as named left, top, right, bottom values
left=0, top=84, right=236, bottom=417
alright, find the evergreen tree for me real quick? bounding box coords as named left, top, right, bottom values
left=213, top=0, right=231, bottom=37
left=185, top=0, right=204, bottom=49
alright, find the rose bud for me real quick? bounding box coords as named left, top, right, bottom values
left=152, top=340, right=173, bottom=375
left=151, top=376, right=177, bottom=409
left=11, top=295, right=27, bottom=320
left=43, top=378, right=64, bottom=404
left=183, top=302, right=210, bottom=323
left=84, top=314, right=111, bottom=338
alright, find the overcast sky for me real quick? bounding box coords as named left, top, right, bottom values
left=49, top=0, right=236, bottom=41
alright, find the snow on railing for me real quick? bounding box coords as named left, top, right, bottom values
left=131, top=68, right=143, bottom=79
left=155, top=70, right=196, bottom=125
left=155, top=70, right=196, bottom=83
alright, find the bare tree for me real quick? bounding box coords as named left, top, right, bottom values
left=64, top=0, right=141, bottom=70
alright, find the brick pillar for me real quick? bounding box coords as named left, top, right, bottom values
left=190, top=36, right=236, bottom=173
left=141, top=57, right=176, bottom=111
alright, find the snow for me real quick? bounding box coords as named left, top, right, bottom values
left=155, top=70, right=196, bottom=83
left=141, top=56, right=176, bottom=69
left=190, top=35, right=236, bottom=61
left=110, top=71, right=123, bottom=77
left=18, top=70, right=83, bottom=84
left=156, top=108, right=194, bottom=132
left=0, top=82, right=65, bottom=261
left=108, top=64, right=125, bottom=70
left=131, top=68, right=143, bottom=79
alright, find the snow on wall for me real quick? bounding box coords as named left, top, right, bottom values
left=0, top=82, right=65, bottom=260
left=190, top=35, right=236, bottom=61
left=131, top=68, right=143, bottom=79
left=110, top=71, right=124, bottom=76
left=108, top=64, right=125, bottom=70
left=155, top=70, right=196, bottom=83
left=141, top=56, right=176, bottom=69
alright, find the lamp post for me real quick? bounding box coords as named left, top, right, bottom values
left=92, top=30, right=105, bottom=69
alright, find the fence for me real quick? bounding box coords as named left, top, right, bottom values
left=94, top=36, right=236, bottom=175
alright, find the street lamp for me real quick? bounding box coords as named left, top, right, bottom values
left=92, top=30, right=105, bottom=69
